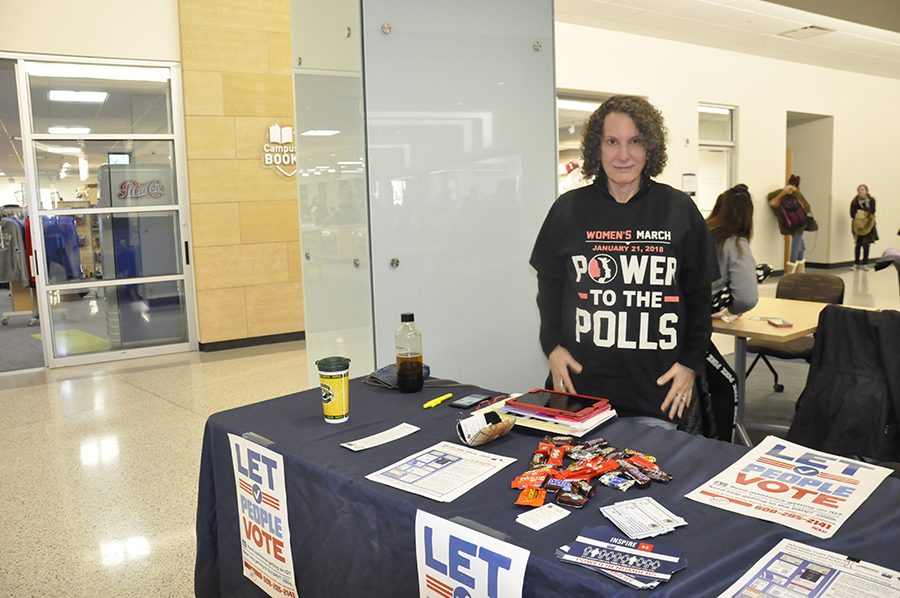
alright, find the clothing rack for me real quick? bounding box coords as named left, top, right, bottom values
left=1, top=283, right=38, bottom=326
left=1, top=206, right=39, bottom=326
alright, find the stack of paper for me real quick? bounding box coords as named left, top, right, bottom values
left=598, top=497, right=687, bottom=539
left=556, top=526, right=686, bottom=590
left=479, top=396, right=616, bottom=437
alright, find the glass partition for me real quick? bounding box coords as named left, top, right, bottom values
left=33, top=140, right=177, bottom=210
left=294, top=70, right=374, bottom=383
left=41, top=212, right=182, bottom=284
left=26, top=62, right=173, bottom=135
left=48, top=281, right=188, bottom=357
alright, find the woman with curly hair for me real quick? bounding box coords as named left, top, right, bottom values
left=530, top=95, right=718, bottom=429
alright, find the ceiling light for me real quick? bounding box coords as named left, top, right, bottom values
left=44, top=146, right=83, bottom=155
left=775, top=26, right=834, bottom=40
left=300, top=129, right=340, bottom=136
left=48, top=90, right=109, bottom=103
left=698, top=105, right=730, bottom=115
left=26, top=62, right=170, bottom=82
left=48, top=126, right=91, bottom=134
left=0, top=171, right=5, bottom=176
left=557, top=99, right=602, bottom=112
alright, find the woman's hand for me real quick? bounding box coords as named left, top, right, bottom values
left=548, top=345, right=583, bottom=393
left=657, top=362, right=696, bottom=420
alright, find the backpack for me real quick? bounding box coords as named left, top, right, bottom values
left=779, top=194, right=808, bottom=230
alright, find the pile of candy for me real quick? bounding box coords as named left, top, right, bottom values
left=511, top=435, right=673, bottom=509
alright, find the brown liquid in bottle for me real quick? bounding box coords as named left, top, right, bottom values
left=397, top=352, right=424, bottom=393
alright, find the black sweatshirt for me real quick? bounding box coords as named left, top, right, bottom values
left=530, top=178, right=718, bottom=419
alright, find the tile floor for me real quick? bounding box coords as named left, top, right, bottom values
left=0, top=341, right=309, bottom=597
left=0, top=265, right=897, bottom=596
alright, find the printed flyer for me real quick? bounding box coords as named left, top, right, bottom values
left=228, top=434, right=298, bottom=598
left=685, top=436, right=891, bottom=538
left=718, top=538, right=900, bottom=597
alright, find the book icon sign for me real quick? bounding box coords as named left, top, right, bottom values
left=269, top=124, right=293, bottom=144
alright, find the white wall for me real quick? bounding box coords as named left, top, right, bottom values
left=787, top=117, right=834, bottom=265
left=0, top=180, right=26, bottom=206
left=555, top=23, right=900, bottom=268
left=0, top=1, right=180, bottom=61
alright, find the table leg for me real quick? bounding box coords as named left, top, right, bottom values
left=732, top=336, right=753, bottom=447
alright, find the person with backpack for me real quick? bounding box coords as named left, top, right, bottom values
left=850, top=184, right=878, bottom=270
left=768, top=174, right=811, bottom=273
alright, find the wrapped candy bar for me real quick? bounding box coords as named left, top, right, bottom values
left=617, top=460, right=651, bottom=487
left=598, top=472, right=635, bottom=492
left=623, top=448, right=657, bottom=462
left=542, top=435, right=575, bottom=446
left=515, top=487, right=547, bottom=507
left=555, top=491, right=589, bottom=508
left=547, top=446, right=567, bottom=467
left=512, top=469, right=554, bottom=489
left=544, top=478, right=575, bottom=494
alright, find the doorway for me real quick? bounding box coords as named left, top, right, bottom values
left=1, top=56, right=198, bottom=370
left=0, top=58, right=44, bottom=372
left=786, top=111, right=833, bottom=267
left=696, top=104, right=736, bottom=217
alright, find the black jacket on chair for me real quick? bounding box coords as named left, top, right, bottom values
left=787, top=305, right=900, bottom=462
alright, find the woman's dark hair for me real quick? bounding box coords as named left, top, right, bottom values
left=581, top=95, right=668, bottom=181
left=707, top=184, right=754, bottom=256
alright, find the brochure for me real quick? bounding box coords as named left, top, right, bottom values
left=718, top=538, right=900, bottom=597
left=366, top=441, right=516, bottom=502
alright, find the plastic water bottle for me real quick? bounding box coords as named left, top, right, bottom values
left=395, top=313, right=423, bottom=393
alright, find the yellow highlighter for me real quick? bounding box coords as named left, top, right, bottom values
left=422, top=393, right=454, bottom=409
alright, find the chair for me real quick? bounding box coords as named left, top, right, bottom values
left=788, top=305, right=900, bottom=463
left=745, top=273, right=844, bottom=392
left=874, top=248, right=900, bottom=301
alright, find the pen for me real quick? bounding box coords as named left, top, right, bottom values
left=422, top=393, right=454, bottom=409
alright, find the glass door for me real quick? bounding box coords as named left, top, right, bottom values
left=0, top=57, right=44, bottom=372
left=18, top=59, right=197, bottom=366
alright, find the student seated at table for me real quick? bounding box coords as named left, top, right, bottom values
left=709, top=184, right=759, bottom=318
left=703, top=184, right=759, bottom=441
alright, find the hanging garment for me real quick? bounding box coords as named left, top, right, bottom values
left=788, top=305, right=900, bottom=462
left=0, top=217, right=27, bottom=282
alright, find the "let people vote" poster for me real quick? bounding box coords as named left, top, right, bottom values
left=229, top=434, right=298, bottom=597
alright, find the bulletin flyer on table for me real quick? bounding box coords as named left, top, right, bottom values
left=718, top=538, right=900, bottom=597
left=686, top=436, right=891, bottom=539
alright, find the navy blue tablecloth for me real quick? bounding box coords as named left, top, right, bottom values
left=195, top=379, right=900, bottom=597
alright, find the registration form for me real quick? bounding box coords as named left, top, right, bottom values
left=366, top=441, right=516, bottom=502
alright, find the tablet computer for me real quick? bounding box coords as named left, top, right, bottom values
left=504, top=388, right=610, bottom=422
